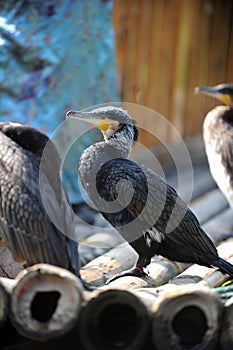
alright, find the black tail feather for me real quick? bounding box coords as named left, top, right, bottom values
left=214, top=258, right=233, bottom=278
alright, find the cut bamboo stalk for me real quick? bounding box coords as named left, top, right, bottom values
left=190, top=188, right=228, bottom=224
left=0, top=276, right=17, bottom=293
left=10, top=264, right=83, bottom=341
left=79, top=230, right=124, bottom=267
left=0, top=279, right=10, bottom=331
left=98, top=260, right=190, bottom=292
left=0, top=243, right=23, bottom=278
left=219, top=296, right=233, bottom=350
left=79, top=289, right=150, bottom=350
left=203, top=208, right=233, bottom=243
left=80, top=242, right=138, bottom=286
left=149, top=284, right=223, bottom=350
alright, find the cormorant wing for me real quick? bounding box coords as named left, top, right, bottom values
left=96, top=158, right=217, bottom=255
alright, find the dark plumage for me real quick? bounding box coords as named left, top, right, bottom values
left=0, top=122, right=80, bottom=277
left=195, top=83, right=233, bottom=208
left=66, top=106, right=233, bottom=282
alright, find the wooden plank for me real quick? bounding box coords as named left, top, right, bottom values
left=170, top=0, right=191, bottom=140
left=184, top=0, right=211, bottom=137
left=226, top=3, right=233, bottom=81
left=112, top=0, right=129, bottom=95
left=121, top=0, right=140, bottom=103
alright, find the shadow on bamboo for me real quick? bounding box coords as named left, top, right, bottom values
left=9, top=264, right=83, bottom=341
left=79, top=289, right=150, bottom=350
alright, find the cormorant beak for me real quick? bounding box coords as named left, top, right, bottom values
left=65, top=110, right=109, bottom=131
left=195, top=86, right=231, bottom=105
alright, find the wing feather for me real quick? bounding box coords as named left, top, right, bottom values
left=96, top=158, right=217, bottom=255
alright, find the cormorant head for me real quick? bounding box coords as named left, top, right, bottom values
left=66, top=106, right=139, bottom=142
left=195, top=83, right=233, bottom=107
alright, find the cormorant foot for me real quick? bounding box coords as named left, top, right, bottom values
left=105, top=266, right=149, bottom=285
left=80, top=278, right=96, bottom=291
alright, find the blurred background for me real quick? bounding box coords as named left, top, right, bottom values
left=1, top=0, right=233, bottom=204
left=112, top=0, right=233, bottom=145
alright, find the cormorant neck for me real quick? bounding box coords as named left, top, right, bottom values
left=78, top=126, right=134, bottom=195
left=104, top=123, right=135, bottom=158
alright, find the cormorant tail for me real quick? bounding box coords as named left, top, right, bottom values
left=214, top=257, right=233, bottom=278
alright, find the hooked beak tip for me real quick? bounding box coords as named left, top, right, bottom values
left=65, top=110, right=78, bottom=119
left=194, top=86, right=202, bottom=95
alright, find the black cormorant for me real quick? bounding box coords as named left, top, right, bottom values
left=66, top=106, right=233, bottom=282
left=195, top=83, right=233, bottom=208
left=0, top=122, right=80, bottom=277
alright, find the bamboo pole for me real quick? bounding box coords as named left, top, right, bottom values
left=0, top=243, right=23, bottom=278
left=149, top=284, right=223, bottom=350
left=79, top=289, right=150, bottom=350
left=10, top=264, right=84, bottom=341
left=0, top=279, right=10, bottom=331
left=79, top=230, right=124, bottom=267
left=219, top=296, right=233, bottom=350
left=190, top=188, right=228, bottom=224
left=80, top=242, right=138, bottom=287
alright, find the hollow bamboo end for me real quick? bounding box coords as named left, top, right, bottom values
left=151, top=284, right=223, bottom=350
left=79, top=289, right=150, bottom=350
left=220, top=296, right=233, bottom=349
left=10, top=263, right=84, bottom=341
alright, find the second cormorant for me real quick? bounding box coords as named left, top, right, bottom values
left=195, top=83, right=233, bottom=208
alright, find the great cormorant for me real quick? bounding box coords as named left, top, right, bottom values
left=0, top=122, right=80, bottom=277
left=66, top=106, right=233, bottom=282
left=195, top=83, right=233, bottom=208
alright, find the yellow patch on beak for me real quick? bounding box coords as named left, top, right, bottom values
left=220, top=94, right=231, bottom=104
left=94, top=119, right=109, bottom=131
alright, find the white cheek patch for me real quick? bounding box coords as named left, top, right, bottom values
left=104, top=122, right=119, bottom=139
left=144, top=227, right=165, bottom=247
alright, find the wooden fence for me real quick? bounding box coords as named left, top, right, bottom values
left=112, top=0, right=233, bottom=146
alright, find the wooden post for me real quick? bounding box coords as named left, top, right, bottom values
left=219, top=296, right=233, bottom=350
left=10, top=264, right=84, bottom=341
left=79, top=289, right=150, bottom=350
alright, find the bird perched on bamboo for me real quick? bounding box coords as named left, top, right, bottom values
left=0, top=122, right=81, bottom=280
left=195, top=83, right=233, bottom=208
left=66, top=106, right=233, bottom=283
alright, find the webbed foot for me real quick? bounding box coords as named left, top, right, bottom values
left=105, top=266, right=149, bottom=285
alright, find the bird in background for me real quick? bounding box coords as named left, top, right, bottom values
left=0, top=122, right=82, bottom=282
left=195, top=83, right=233, bottom=209
left=66, top=105, right=233, bottom=283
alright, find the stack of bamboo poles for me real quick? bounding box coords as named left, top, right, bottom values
left=1, top=253, right=233, bottom=350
